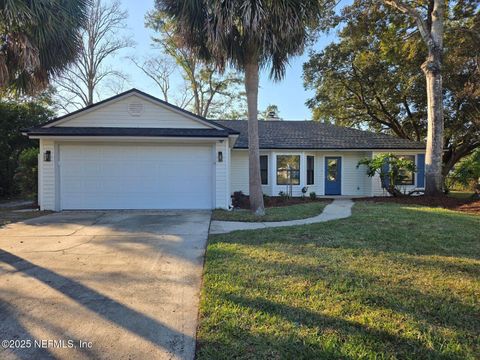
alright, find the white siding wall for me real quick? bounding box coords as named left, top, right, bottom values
left=341, top=152, right=371, bottom=196
left=371, top=151, right=425, bottom=196
left=230, top=150, right=249, bottom=194
left=56, top=95, right=209, bottom=129
left=230, top=150, right=271, bottom=196
left=229, top=150, right=372, bottom=197
left=215, top=140, right=230, bottom=209
left=38, top=139, right=57, bottom=210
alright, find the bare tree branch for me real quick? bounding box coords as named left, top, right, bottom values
left=128, top=56, right=176, bottom=102
left=53, top=0, right=134, bottom=111
left=145, top=12, right=245, bottom=118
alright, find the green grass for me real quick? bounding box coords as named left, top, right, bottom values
left=0, top=209, right=50, bottom=228
left=212, top=201, right=330, bottom=222
left=197, top=202, right=480, bottom=359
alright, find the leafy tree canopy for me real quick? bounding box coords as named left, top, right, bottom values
left=447, top=148, right=480, bottom=193
left=304, top=0, right=479, bottom=175
left=0, top=94, right=52, bottom=196
left=260, top=104, right=281, bottom=120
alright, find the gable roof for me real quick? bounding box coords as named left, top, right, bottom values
left=40, top=88, right=233, bottom=132
left=213, top=120, right=425, bottom=150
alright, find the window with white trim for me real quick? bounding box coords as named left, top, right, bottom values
left=307, top=156, right=315, bottom=185
left=276, top=155, right=300, bottom=185
left=395, top=155, right=415, bottom=185
left=260, top=155, right=268, bottom=185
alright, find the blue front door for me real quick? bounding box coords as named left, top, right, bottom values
left=325, top=157, right=342, bottom=195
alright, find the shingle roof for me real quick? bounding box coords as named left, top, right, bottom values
left=26, top=117, right=425, bottom=150
left=213, top=120, right=425, bottom=150
left=25, top=127, right=233, bottom=138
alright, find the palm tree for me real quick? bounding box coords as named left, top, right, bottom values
left=0, top=0, right=89, bottom=94
left=157, top=0, right=334, bottom=215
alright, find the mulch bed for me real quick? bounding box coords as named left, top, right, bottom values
left=360, top=195, right=480, bottom=215
left=235, top=195, right=330, bottom=209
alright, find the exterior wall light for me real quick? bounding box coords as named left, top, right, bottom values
left=44, top=150, right=51, bottom=162
left=218, top=151, right=223, bottom=162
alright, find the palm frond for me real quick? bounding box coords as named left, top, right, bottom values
left=0, top=0, right=90, bottom=94
left=157, top=0, right=336, bottom=79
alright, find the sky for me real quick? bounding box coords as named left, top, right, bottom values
left=112, top=0, right=340, bottom=120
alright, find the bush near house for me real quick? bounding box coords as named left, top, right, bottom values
left=358, top=153, right=416, bottom=197
left=446, top=149, right=480, bottom=198
left=14, top=148, right=38, bottom=198
left=0, top=99, right=52, bottom=198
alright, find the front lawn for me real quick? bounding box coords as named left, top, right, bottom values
left=197, top=201, right=480, bottom=359
left=212, top=201, right=330, bottom=222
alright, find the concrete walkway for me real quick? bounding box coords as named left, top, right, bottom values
left=210, top=199, right=354, bottom=234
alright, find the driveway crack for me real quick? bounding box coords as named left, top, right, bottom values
left=23, top=236, right=97, bottom=254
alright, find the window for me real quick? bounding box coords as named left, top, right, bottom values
left=327, top=158, right=339, bottom=181
left=277, top=155, right=300, bottom=185
left=307, top=156, right=314, bottom=185
left=260, top=155, right=268, bottom=185
left=395, top=155, right=415, bottom=185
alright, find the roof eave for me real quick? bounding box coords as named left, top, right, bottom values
left=231, top=146, right=426, bottom=151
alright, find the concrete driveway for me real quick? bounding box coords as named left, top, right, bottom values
left=0, top=210, right=211, bottom=360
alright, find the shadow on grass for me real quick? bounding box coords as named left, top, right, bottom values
left=198, top=202, right=480, bottom=358
left=198, top=293, right=439, bottom=359
left=208, top=245, right=479, bottom=335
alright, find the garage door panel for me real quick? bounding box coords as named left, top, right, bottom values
left=60, top=144, right=213, bottom=209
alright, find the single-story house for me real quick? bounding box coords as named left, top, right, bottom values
left=24, top=89, right=426, bottom=211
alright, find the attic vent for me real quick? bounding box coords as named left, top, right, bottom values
left=128, top=103, right=144, bottom=116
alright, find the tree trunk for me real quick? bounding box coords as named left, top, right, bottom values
left=87, top=80, right=94, bottom=106
left=422, top=0, right=444, bottom=196
left=244, top=61, right=265, bottom=215
left=384, top=0, right=445, bottom=196
left=423, top=62, right=444, bottom=195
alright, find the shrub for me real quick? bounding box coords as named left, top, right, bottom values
left=309, top=192, right=317, bottom=200
left=231, top=191, right=248, bottom=208
left=14, top=148, right=38, bottom=198
left=301, top=186, right=308, bottom=199
left=278, top=191, right=290, bottom=201
left=358, top=153, right=416, bottom=197
left=262, top=193, right=270, bottom=205
left=446, top=149, right=480, bottom=193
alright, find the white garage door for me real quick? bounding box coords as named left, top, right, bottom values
left=59, top=144, right=213, bottom=209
